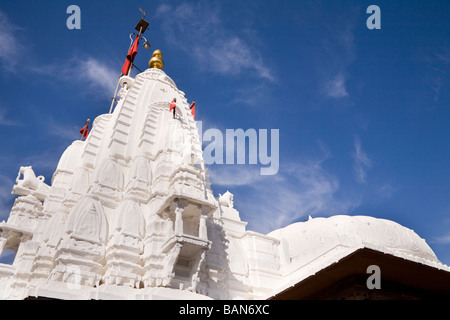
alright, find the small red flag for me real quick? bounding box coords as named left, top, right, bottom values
left=121, top=35, right=140, bottom=75
left=80, top=119, right=90, bottom=139
left=189, top=102, right=196, bottom=120
left=170, top=99, right=176, bottom=112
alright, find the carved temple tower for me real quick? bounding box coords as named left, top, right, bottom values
left=1, top=48, right=450, bottom=300
left=0, top=49, right=250, bottom=299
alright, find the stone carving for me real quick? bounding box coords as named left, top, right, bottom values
left=7, top=194, right=43, bottom=231
left=141, top=210, right=174, bottom=288
left=69, top=201, right=107, bottom=243
left=92, top=158, right=124, bottom=201
left=219, top=191, right=234, bottom=208
left=69, top=167, right=91, bottom=195
left=125, top=156, right=151, bottom=199
left=119, top=75, right=134, bottom=90
left=117, top=75, right=134, bottom=99
left=104, top=200, right=145, bottom=288
left=12, top=166, right=50, bottom=201
left=50, top=196, right=108, bottom=287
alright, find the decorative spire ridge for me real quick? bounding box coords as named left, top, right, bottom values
left=149, top=49, right=164, bottom=69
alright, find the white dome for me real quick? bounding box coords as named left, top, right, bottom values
left=268, top=215, right=440, bottom=269
left=54, top=140, right=84, bottom=173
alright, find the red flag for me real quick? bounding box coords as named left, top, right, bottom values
left=121, top=35, right=140, bottom=75
left=80, top=123, right=89, bottom=139
left=189, top=102, right=196, bottom=120
left=170, top=99, right=176, bottom=112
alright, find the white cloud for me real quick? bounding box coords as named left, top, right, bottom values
left=250, top=159, right=359, bottom=233
left=352, top=135, right=372, bottom=184
left=0, top=10, right=22, bottom=71
left=325, top=73, right=348, bottom=98
left=434, top=51, right=450, bottom=64
left=210, top=153, right=361, bottom=234
left=433, top=234, right=450, bottom=244
left=155, top=2, right=274, bottom=82
left=431, top=215, right=450, bottom=245
left=40, top=117, right=81, bottom=142
left=209, top=165, right=264, bottom=187
left=318, top=15, right=357, bottom=100
left=20, top=151, right=60, bottom=175
left=31, top=56, right=117, bottom=97
left=0, top=107, right=20, bottom=126
left=422, top=49, right=450, bottom=105
left=77, top=57, right=118, bottom=95
left=0, top=10, right=116, bottom=95
left=376, top=182, right=396, bottom=199
left=196, top=37, right=274, bottom=81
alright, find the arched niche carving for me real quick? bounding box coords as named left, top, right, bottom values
left=95, top=159, right=123, bottom=190
left=125, top=156, right=152, bottom=197
left=65, top=196, right=108, bottom=245
left=92, top=158, right=124, bottom=200
left=113, top=199, right=145, bottom=239
left=69, top=166, right=91, bottom=195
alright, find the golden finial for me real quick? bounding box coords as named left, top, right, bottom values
left=149, top=49, right=164, bottom=69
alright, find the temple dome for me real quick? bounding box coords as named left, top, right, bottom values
left=268, top=215, right=441, bottom=270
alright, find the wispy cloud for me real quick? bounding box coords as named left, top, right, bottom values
left=196, top=37, right=274, bottom=81
left=0, top=9, right=116, bottom=96
left=431, top=215, right=450, bottom=245
left=433, top=234, right=450, bottom=245
left=422, top=48, right=450, bottom=105
left=77, top=57, right=118, bottom=95
left=324, top=73, right=348, bottom=98
left=31, top=56, right=117, bottom=97
left=155, top=2, right=274, bottom=82
left=316, top=9, right=357, bottom=100
left=352, top=135, right=372, bottom=184
left=0, top=10, right=22, bottom=72
left=209, top=165, right=264, bottom=187
left=209, top=149, right=361, bottom=234
left=376, top=182, right=396, bottom=199
left=20, top=152, right=60, bottom=175
left=44, top=118, right=81, bottom=142
left=0, top=107, right=21, bottom=126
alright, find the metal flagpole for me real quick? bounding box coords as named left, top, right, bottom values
left=109, top=9, right=150, bottom=114
left=109, top=76, right=122, bottom=114
left=109, top=33, right=133, bottom=114
left=128, top=25, right=143, bottom=76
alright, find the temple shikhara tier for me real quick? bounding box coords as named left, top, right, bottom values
left=1, top=14, right=450, bottom=300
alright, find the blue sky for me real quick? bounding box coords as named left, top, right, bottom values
left=0, top=0, right=449, bottom=265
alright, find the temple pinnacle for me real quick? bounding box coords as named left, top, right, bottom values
left=149, top=49, right=164, bottom=69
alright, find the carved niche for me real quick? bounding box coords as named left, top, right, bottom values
left=50, top=196, right=108, bottom=287
left=92, top=158, right=124, bottom=201
left=125, top=156, right=152, bottom=199
left=69, top=166, right=91, bottom=195
left=104, top=199, right=145, bottom=288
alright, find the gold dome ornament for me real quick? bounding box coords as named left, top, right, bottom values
left=149, top=49, right=164, bottom=69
